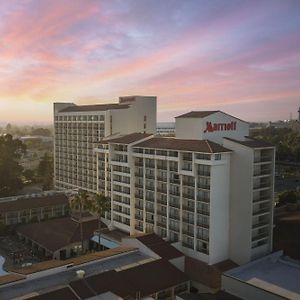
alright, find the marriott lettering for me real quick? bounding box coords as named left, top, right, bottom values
left=204, top=121, right=237, bottom=133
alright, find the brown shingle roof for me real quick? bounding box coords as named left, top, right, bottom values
left=133, top=137, right=231, bottom=153
left=59, top=103, right=129, bottom=113
left=224, top=137, right=274, bottom=148
left=70, top=259, right=189, bottom=299
left=27, top=287, right=78, bottom=300
left=17, top=217, right=103, bottom=252
left=103, top=133, right=153, bottom=145
left=136, top=233, right=183, bottom=260
left=0, top=194, right=68, bottom=213
left=176, top=111, right=219, bottom=118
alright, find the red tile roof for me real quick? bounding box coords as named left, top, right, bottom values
left=102, top=133, right=153, bottom=145
left=224, top=137, right=274, bottom=148
left=134, top=137, right=231, bottom=153
left=17, top=217, right=104, bottom=252
left=59, top=103, right=129, bottom=113
left=0, top=194, right=68, bottom=213
left=176, top=111, right=219, bottom=118
left=70, top=259, right=189, bottom=298
left=136, top=233, right=183, bottom=260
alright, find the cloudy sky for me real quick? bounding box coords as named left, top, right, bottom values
left=1, top=0, right=300, bottom=124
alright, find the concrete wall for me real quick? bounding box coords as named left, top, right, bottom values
left=175, top=111, right=249, bottom=144
left=209, top=156, right=230, bottom=265
left=223, top=139, right=253, bottom=265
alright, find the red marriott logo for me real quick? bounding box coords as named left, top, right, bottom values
left=204, top=121, right=237, bottom=133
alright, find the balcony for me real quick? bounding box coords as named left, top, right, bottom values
left=197, top=208, right=209, bottom=216
left=157, top=187, right=167, bottom=194
left=182, top=180, right=195, bottom=187
left=183, top=193, right=195, bottom=200
left=252, top=221, right=269, bottom=229
left=157, top=198, right=167, bottom=206
left=182, top=228, right=194, bottom=236
left=135, top=203, right=143, bottom=210
left=135, top=213, right=143, bottom=220
left=169, top=201, right=180, bottom=209
left=252, top=232, right=269, bottom=242
left=157, top=221, right=167, bottom=228
left=182, top=217, right=194, bottom=224
left=197, top=221, right=209, bottom=229
left=169, top=213, right=180, bottom=221
left=135, top=182, right=144, bottom=188
left=145, top=185, right=155, bottom=191
left=146, top=217, right=154, bottom=224
left=253, top=207, right=270, bottom=216
left=157, top=210, right=167, bottom=217
left=183, top=205, right=195, bottom=213
left=146, top=206, right=154, bottom=213
left=169, top=224, right=179, bottom=232
left=196, top=233, right=209, bottom=241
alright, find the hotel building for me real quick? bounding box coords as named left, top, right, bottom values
left=54, top=97, right=275, bottom=266
left=94, top=110, right=275, bottom=266
left=54, top=96, right=156, bottom=192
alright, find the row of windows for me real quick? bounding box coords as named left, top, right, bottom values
left=55, top=115, right=105, bottom=121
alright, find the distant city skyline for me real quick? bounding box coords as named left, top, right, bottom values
left=1, top=0, right=300, bottom=124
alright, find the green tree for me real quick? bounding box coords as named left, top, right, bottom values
left=69, top=190, right=89, bottom=252
left=277, top=190, right=300, bottom=206
left=37, top=152, right=53, bottom=190
left=0, top=134, right=26, bottom=196
left=88, top=193, right=110, bottom=251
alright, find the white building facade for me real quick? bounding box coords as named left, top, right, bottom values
left=95, top=110, right=275, bottom=266
left=54, top=96, right=156, bottom=192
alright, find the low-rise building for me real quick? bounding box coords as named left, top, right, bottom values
left=16, top=215, right=103, bottom=259
left=0, top=192, right=69, bottom=226
left=222, top=251, right=300, bottom=300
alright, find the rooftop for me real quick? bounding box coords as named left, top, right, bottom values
left=135, top=233, right=183, bottom=260
left=59, top=103, right=130, bottom=113
left=224, top=137, right=274, bottom=148
left=0, top=193, right=68, bottom=213
left=27, top=287, right=78, bottom=300
left=101, top=132, right=153, bottom=145
left=133, top=137, right=231, bottom=153
left=12, top=247, right=135, bottom=275
left=176, top=111, right=219, bottom=118
left=17, top=217, right=104, bottom=253
left=224, top=251, right=300, bottom=300
left=70, top=259, right=189, bottom=299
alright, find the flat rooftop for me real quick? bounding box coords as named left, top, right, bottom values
left=224, top=251, right=300, bottom=300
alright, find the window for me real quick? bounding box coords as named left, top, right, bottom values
left=215, top=154, right=222, bottom=160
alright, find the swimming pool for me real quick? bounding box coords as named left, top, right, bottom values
left=0, top=256, right=8, bottom=276
left=90, top=235, right=119, bottom=249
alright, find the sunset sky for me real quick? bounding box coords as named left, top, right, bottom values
left=1, top=0, right=300, bottom=124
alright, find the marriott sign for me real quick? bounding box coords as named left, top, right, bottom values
left=204, top=121, right=237, bottom=133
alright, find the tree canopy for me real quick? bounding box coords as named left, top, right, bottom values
left=0, top=134, right=26, bottom=197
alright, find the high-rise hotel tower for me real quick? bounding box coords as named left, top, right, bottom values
left=54, top=96, right=157, bottom=192
left=54, top=97, right=275, bottom=266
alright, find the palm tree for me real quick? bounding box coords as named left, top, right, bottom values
left=69, top=189, right=89, bottom=252
left=88, top=193, right=110, bottom=251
